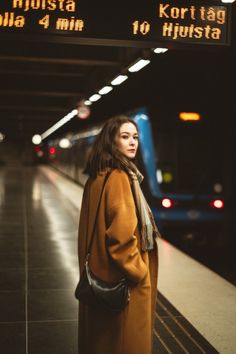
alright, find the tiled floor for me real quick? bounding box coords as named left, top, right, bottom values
left=0, top=165, right=219, bottom=354
left=0, top=166, right=79, bottom=354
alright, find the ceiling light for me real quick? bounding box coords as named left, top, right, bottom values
left=89, top=94, right=101, bottom=102
left=67, top=109, right=78, bottom=119
left=73, top=127, right=101, bottom=141
left=84, top=100, right=92, bottom=105
left=128, top=59, right=150, bottom=72
left=111, top=75, right=128, bottom=86
left=98, top=86, right=113, bottom=95
left=32, top=134, right=42, bottom=145
left=221, top=0, right=235, bottom=3
left=153, top=48, right=168, bottom=54
left=41, top=109, right=78, bottom=140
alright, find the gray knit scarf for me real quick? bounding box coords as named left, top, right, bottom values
left=126, top=165, right=161, bottom=251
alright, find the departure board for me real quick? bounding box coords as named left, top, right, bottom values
left=0, top=1, right=232, bottom=47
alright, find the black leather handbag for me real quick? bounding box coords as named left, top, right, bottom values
left=75, top=173, right=130, bottom=312
left=75, top=254, right=130, bottom=312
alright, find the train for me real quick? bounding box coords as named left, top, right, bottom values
left=36, top=106, right=226, bottom=251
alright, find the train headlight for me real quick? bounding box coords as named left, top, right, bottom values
left=162, top=198, right=173, bottom=208
left=211, top=199, right=224, bottom=209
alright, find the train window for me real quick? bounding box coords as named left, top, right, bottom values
left=154, top=130, right=223, bottom=194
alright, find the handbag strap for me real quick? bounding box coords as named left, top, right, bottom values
left=86, top=171, right=110, bottom=256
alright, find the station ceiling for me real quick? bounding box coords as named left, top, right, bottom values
left=0, top=37, right=144, bottom=141
left=0, top=3, right=235, bottom=144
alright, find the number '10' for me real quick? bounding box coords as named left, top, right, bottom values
left=132, top=21, right=150, bottom=35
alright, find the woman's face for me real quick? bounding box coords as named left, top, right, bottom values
left=115, top=122, right=139, bottom=159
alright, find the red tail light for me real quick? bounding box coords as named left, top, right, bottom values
left=162, top=198, right=173, bottom=208
left=34, top=146, right=41, bottom=152
left=49, top=147, right=56, bottom=154
left=211, top=199, right=224, bottom=209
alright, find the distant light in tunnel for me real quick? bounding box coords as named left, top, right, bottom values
left=0, top=132, right=5, bottom=142
left=214, top=183, right=223, bottom=193
left=59, top=138, right=71, bottom=149
left=32, top=134, right=42, bottom=145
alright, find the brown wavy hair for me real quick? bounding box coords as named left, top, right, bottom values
left=84, top=115, right=138, bottom=177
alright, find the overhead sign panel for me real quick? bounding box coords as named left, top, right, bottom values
left=0, top=1, right=232, bottom=47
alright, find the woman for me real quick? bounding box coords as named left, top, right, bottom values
left=78, top=115, right=159, bottom=354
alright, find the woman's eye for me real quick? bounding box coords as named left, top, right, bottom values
left=121, top=135, right=129, bottom=139
left=134, top=136, right=139, bottom=140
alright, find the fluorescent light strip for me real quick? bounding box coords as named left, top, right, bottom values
left=98, top=86, right=113, bottom=95
left=72, top=127, right=101, bottom=141
left=128, top=59, right=150, bottom=73
left=111, top=75, right=128, bottom=86
left=89, top=94, right=101, bottom=102
left=153, top=48, right=168, bottom=54
left=84, top=100, right=92, bottom=106
left=41, top=109, right=78, bottom=140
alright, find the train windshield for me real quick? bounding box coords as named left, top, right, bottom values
left=154, top=129, right=224, bottom=195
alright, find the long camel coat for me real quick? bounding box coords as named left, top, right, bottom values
left=78, top=169, right=158, bottom=354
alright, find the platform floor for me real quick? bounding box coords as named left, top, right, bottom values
left=0, top=165, right=228, bottom=353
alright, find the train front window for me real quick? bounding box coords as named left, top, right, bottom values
left=155, top=130, right=224, bottom=195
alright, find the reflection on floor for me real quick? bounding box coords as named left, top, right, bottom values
left=0, top=166, right=79, bottom=354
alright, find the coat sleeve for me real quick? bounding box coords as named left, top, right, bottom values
left=105, top=170, right=148, bottom=283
